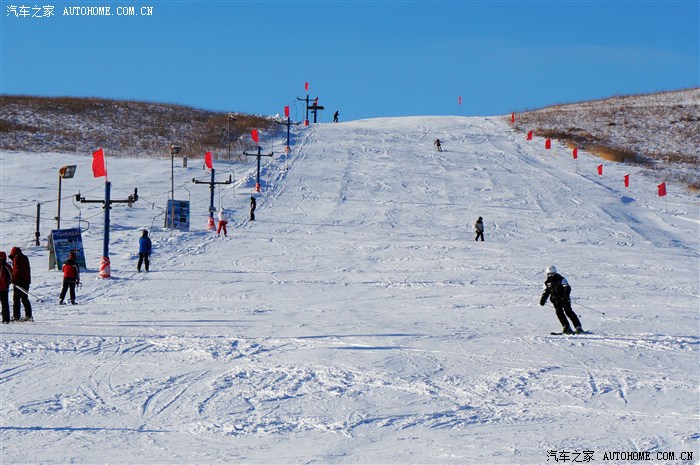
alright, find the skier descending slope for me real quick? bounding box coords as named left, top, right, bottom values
left=539, top=266, right=584, bottom=334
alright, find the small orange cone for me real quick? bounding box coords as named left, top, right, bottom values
left=99, top=256, right=111, bottom=278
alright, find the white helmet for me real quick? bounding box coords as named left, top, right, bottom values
left=546, top=265, right=557, bottom=275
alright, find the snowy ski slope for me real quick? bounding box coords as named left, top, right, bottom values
left=0, top=116, right=698, bottom=464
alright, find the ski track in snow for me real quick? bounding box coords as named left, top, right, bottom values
left=0, top=116, right=698, bottom=464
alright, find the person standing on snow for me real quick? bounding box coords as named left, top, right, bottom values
left=217, top=207, right=228, bottom=237
left=9, top=247, right=32, bottom=321
left=0, top=251, right=13, bottom=324
left=333, top=111, right=340, bottom=123
left=539, top=266, right=584, bottom=334
left=434, top=139, right=443, bottom=152
left=137, top=230, right=152, bottom=272
left=250, top=196, right=257, bottom=221
left=59, top=251, right=80, bottom=305
left=474, top=217, right=485, bottom=242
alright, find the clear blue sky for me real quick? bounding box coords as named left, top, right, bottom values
left=2, top=0, right=698, bottom=121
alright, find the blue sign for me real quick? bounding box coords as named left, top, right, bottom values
left=49, top=228, right=87, bottom=270
left=166, top=200, right=190, bottom=231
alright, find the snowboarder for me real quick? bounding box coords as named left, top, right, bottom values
left=59, top=251, right=80, bottom=305
left=137, top=230, right=152, bottom=272
left=9, top=247, right=32, bottom=321
left=250, top=196, right=257, bottom=221
left=539, top=266, right=583, bottom=334
left=333, top=111, right=339, bottom=123
left=434, top=139, right=443, bottom=152
left=0, top=251, right=13, bottom=324
left=217, top=207, right=228, bottom=237
left=474, top=217, right=484, bottom=242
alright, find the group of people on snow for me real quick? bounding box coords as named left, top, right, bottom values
left=0, top=247, right=33, bottom=323
left=217, top=196, right=257, bottom=237
left=467, top=218, right=583, bottom=333
left=1, top=170, right=584, bottom=333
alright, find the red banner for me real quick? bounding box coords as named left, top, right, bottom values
left=624, top=174, right=630, bottom=187
left=92, top=148, right=107, bottom=178
left=597, top=164, right=603, bottom=175
left=204, top=151, right=213, bottom=170
left=284, top=105, right=290, bottom=118
left=527, top=131, right=533, bottom=140
left=657, top=182, right=667, bottom=197
left=304, top=81, right=309, bottom=92
left=511, top=112, right=515, bottom=124
left=251, top=129, right=259, bottom=143
left=545, top=139, right=551, bottom=149
left=572, top=148, right=578, bottom=159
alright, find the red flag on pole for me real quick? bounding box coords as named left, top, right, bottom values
left=545, top=139, right=551, bottom=149
left=92, top=148, right=107, bottom=178
left=624, top=174, right=630, bottom=188
left=204, top=151, right=213, bottom=170
left=511, top=112, right=515, bottom=124
left=251, top=129, right=259, bottom=143
left=284, top=105, right=290, bottom=118
left=597, top=164, right=603, bottom=175
left=304, top=82, right=309, bottom=92
left=573, top=148, right=578, bottom=159
left=657, top=182, right=667, bottom=197
left=527, top=131, right=533, bottom=140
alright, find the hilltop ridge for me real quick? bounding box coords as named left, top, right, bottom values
left=1, top=89, right=698, bottom=188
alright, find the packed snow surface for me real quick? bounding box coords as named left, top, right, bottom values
left=1, top=116, right=698, bottom=464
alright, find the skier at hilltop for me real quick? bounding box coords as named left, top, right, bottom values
left=539, top=266, right=584, bottom=334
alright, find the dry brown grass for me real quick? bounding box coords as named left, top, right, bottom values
left=0, top=95, right=276, bottom=160
left=512, top=89, right=700, bottom=190
left=586, top=145, right=640, bottom=164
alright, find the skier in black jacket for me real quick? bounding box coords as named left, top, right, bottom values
left=250, top=196, right=257, bottom=221
left=540, top=266, right=583, bottom=334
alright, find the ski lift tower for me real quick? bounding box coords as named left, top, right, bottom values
left=308, top=98, right=325, bottom=124
left=243, top=146, right=273, bottom=193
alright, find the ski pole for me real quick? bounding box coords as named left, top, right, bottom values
left=572, top=301, right=605, bottom=316
left=13, top=284, right=44, bottom=303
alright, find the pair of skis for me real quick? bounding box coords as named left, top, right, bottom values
left=550, top=330, right=592, bottom=336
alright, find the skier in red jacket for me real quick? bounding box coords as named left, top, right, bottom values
left=59, top=252, right=80, bottom=305
left=9, top=247, right=32, bottom=321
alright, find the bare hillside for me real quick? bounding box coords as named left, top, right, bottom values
left=2, top=91, right=698, bottom=189
left=0, top=96, right=275, bottom=160
left=512, top=88, right=700, bottom=189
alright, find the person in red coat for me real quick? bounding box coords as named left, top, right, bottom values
left=59, top=252, right=80, bottom=305
left=217, top=207, right=228, bottom=237
left=0, top=251, right=13, bottom=324
left=9, top=247, right=32, bottom=321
